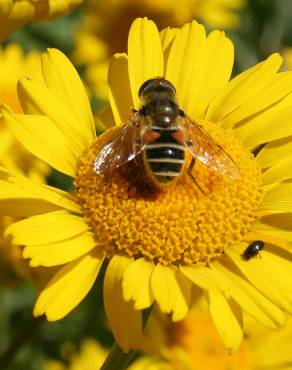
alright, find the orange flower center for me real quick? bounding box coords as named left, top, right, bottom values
left=75, top=121, right=263, bottom=266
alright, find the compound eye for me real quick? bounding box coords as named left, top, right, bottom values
left=138, top=79, right=157, bottom=97
left=163, top=80, right=176, bottom=94
left=138, top=78, right=176, bottom=97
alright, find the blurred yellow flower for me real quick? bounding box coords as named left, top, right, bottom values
left=0, top=44, right=41, bottom=109
left=0, top=216, right=54, bottom=287
left=77, top=0, right=245, bottom=58
left=46, top=339, right=171, bottom=370
left=68, top=340, right=106, bottom=370
left=44, top=359, right=66, bottom=370
left=0, top=43, right=50, bottom=287
left=0, top=43, right=49, bottom=179
left=0, top=0, right=84, bottom=41
left=144, top=303, right=292, bottom=370
left=45, top=313, right=292, bottom=370
left=1, top=18, right=292, bottom=355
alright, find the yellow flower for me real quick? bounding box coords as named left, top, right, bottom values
left=68, top=340, right=106, bottom=370
left=0, top=44, right=51, bottom=287
left=47, top=313, right=292, bottom=370
left=0, top=43, right=42, bottom=112
left=0, top=43, right=49, bottom=179
left=76, top=0, right=245, bottom=58
left=2, top=18, right=292, bottom=354
left=143, top=303, right=292, bottom=370
left=44, top=360, right=66, bottom=370
left=0, top=0, right=83, bottom=41
left=46, top=338, right=171, bottom=370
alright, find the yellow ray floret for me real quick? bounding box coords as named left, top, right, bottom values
left=0, top=0, right=84, bottom=41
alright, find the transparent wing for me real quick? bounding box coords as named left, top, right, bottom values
left=93, top=116, right=146, bottom=174
left=183, top=115, right=240, bottom=179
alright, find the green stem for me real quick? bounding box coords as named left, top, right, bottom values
left=100, top=343, right=136, bottom=370
left=100, top=306, right=153, bottom=370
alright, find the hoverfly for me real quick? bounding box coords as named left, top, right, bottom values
left=241, top=240, right=265, bottom=260
left=93, top=78, right=239, bottom=190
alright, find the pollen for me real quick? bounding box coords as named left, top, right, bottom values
left=75, top=121, right=263, bottom=266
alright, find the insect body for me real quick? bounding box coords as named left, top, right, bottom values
left=139, top=79, right=185, bottom=183
left=144, top=128, right=185, bottom=183
left=242, top=240, right=265, bottom=260
left=93, top=78, right=239, bottom=188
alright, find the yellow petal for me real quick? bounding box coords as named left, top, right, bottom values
left=213, top=261, right=285, bottom=328
left=234, top=107, right=292, bottom=149
left=104, top=256, right=142, bottom=352
left=0, top=168, right=80, bottom=216
left=34, top=251, right=103, bottom=320
left=195, top=30, right=233, bottom=117
left=151, top=264, right=191, bottom=321
left=128, top=357, right=171, bottom=370
left=252, top=318, right=292, bottom=368
left=207, top=53, right=282, bottom=126
left=245, top=230, right=291, bottom=252
left=41, top=49, right=96, bottom=146
left=123, top=258, right=155, bottom=310
left=0, top=1, right=12, bottom=16
left=5, top=210, right=89, bottom=245
left=180, top=264, right=223, bottom=293
left=165, top=21, right=206, bottom=117
left=0, top=118, right=13, bottom=158
left=199, top=0, right=243, bottom=20
left=97, top=105, right=115, bottom=129
left=0, top=197, right=59, bottom=217
left=17, top=77, right=87, bottom=157
left=108, top=53, right=133, bottom=125
left=207, top=291, right=243, bottom=353
left=35, top=0, right=83, bottom=20
left=0, top=2, right=33, bottom=41
left=251, top=213, right=292, bottom=244
left=260, top=182, right=292, bottom=212
left=160, top=27, right=179, bottom=51
left=24, top=232, right=97, bottom=267
left=168, top=28, right=233, bottom=118
left=262, top=156, right=292, bottom=185
left=160, top=27, right=179, bottom=73
left=227, top=245, right=292, bottom=314
left=128, top=18, right=164, bottom=108
left=220, top=72, right=292, bottom=130
left=1, top=105, right=77, bottom=177
left=257, top=136, right=292, bottom=168
left=0, top=1, right=82, bottom=42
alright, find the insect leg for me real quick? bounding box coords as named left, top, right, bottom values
left=187, top=157, right=206, bottom=195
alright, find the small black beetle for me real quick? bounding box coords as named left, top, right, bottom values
left=242, top=241, right=264, bottom=260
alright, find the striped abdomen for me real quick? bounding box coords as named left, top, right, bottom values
left=144, top=129, right=185, bottom=183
